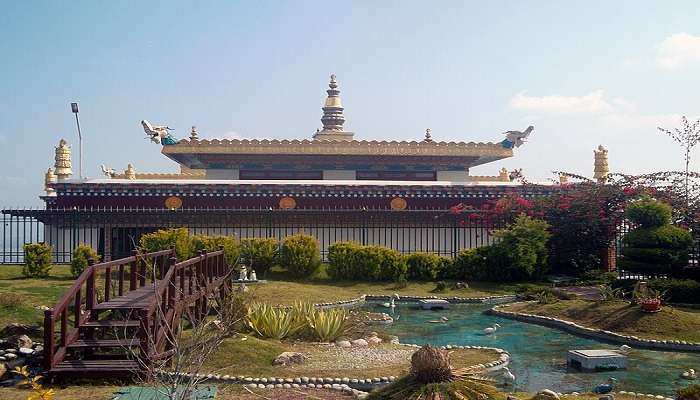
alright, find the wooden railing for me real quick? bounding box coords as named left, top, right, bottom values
left=43, top=248, right=176, bottom=371
left=141, top=249, right=230, bottom=363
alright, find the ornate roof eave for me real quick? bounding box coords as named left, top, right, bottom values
left=161, top=138, right=513, bottom=158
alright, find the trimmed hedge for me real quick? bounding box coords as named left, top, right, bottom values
left=619, top=197, right=692, bottom=277
left=139, top=228, right=193, bottom=260
left=279, top=234, right=320, bottom=278
left=327, top=242, right=407, bottom=281
left=71, top=244, right=101, bottom=277
left=406, top=252, right=452, bottom=281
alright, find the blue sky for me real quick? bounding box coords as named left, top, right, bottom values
left=1, top=1, right=699, bottom=206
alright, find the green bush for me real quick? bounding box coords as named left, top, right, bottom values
left=454, top=214, right=550, bottom=282
left=625, top=195, right=672, bottom=227
left=23, top=243, right=52, bottom=278
left=406, top=252, right=450, bottom=281
left=677, top=383, right=700, bottom=400
left=327, top=242, right=406, bottom=281
left=279, top=234, right=321, bottom=278
left=139, top=228, right=193, bottom=260
left=620, top=197, right=692, bottom=277
left=191, top=234, right=241, bottom=266
left=327, top=242, right=363, bottom=280
left=648, top=279, right=700, bottom=304
left=241, top=237, right=278, bottom=277
left=71, top=244, right=100, bottom=277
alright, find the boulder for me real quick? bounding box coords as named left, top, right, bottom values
left=4, top=335, right=32, bottom=350
left=366, top=336, right=382, bottom=345
left=272, top=352, right=306, bottom=366
left=335, top=340, right=352, bottom=348
left=351, top=339, right=368, bottom=347
left=533, top=390, right=560, bottom=400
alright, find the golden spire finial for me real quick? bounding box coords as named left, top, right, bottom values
left=125, top=163, right=136, bottom=180
left=44, top=167, right=56, bottom=195
left=559, top=173, right=569, bottom=184
left=593, top=144, right=609, bottom=183
left=313, top=74, right=354, bottom=141
left=54, top=139, right=72, bottom=180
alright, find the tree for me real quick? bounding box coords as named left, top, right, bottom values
left=658, top=116, right=700, bottom=207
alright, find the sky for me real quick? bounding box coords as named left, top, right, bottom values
left=1, top=1, right=700, bottom=206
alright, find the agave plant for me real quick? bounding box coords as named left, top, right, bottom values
left=306, top=308, right=349, bottom=342
left=368, top=345, right=500, bottom=400
left=247, top=303, right=297, bottom=340
left=290, top=301, right=316, bottom=337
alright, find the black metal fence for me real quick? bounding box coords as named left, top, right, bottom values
left=1, top=208, right=509, bottom=264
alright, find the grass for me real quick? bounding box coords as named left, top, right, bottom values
left=202, top=335, right=500, bottom=379
left=504, top=298, right=700, bottom=342
left=0, top=264, right=74, bottom=331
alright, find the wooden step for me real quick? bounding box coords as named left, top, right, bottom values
left=67, top=338, right=140, bottom=349
left=81, top=320, right=140, bottom=328
left=50, top=359, right=142, bottom=377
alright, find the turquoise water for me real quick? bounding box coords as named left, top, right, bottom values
left=368, top=303, right=700, bottom=395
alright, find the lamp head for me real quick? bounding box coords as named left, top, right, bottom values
left=71, top=103, right=79, bottom=114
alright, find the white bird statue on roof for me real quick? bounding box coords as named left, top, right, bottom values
left=502, top=126, right=534, bottom=149
left=100, top=165, right=116, bottom=178
left=141, top=120, right=174, bottom=144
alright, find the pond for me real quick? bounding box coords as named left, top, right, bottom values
left=367, top=302, right=700, bottom=395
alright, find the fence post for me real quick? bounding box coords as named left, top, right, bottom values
left=43, top=309, right=54, bottom=371
left=167, top=257, right=177, bottom=309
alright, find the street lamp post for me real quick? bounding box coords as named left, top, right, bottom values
left=70, top=102, right=83, bottom=179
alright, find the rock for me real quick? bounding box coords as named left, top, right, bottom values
left=335, top=340, right=352, bottom=348
left=0, top=324, right=41, bottom=338
left=533, top=390, right=560, bottom=400
left=4, top=335, right=32, bottom=350
left=507, top=396, right=519, bottom=400
left=351, top=339, right=368, bottom=347
left=366, top=336, right=382, bottom=345
left=272, top=351, right=306, bottom=366
left=18, top=348, right=33, bottom=356
left=388, top=335, right=400, bottom=344
left=599, top=396, right=615, bottom=400
left=4, top=353, right=17, bottom=360
left=455, top=282, right=469, bottom=289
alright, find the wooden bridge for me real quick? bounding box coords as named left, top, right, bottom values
left=43, top=248, right=232, bottom=378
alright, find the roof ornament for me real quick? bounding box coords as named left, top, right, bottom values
left=54, top=139, right=72, bottom=181
left=501, top=126, right=534, bottom=149
left=100, top=164, right=117, bottom=178
left=44, top=168, right=56, bottom=195
left=189, top=126, right=199, bottom=142
left=423, top=128, right=433, bottom=143
left=313, top=74, right=354, bottom=141
left=125, top=163, right=136, bottom=180
left=593, top=145, right=609, bottom=183
left=141, top=120, right=178, bottom=145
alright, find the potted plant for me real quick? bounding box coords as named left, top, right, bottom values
left=633, top=282, right=664, bottom=313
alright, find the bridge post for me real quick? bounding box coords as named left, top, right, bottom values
left=167, top=257, right=177, bottom=309
left=130, top=250, right=138, bottom=290
left=85, top=259, right=97, bottom=340
left=43, top=309, right=54, bottom=371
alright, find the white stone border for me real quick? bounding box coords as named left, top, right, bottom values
left=159, top=343, right=509, bottom=399
left=490, top=301, right=700, bottom=352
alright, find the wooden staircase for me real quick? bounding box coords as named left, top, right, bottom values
left=43, top=248, right=232, bottom=378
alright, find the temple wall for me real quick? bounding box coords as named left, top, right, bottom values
left=436, top=170, right=470, bottom=182
left=322, top=170, right=356, bottom=180
left=43, top=225, right=102, bottom=263
left=205, top=168, right=240, bottom=179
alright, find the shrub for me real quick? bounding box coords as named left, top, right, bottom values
left=279, top=234, right=321, bottom=278
left=307, top=308, right=349, bottom=342
left=23, top=243, right=52, bottom=278
left=620, top=197, right=692, bottom=277
left=192, top=234, right=241, bottom=266
left=327, top=242, right=363, bottom=280
left=406, top=253, right=446, bottom=281
left=327, top=242, right=406, bottom=281
left=71, top=244, right=100, bottom=277
left=677, top=383, right=700, bottom=400
left=625, top=195, right=672, bottom=227
left=241, top=237, right=278, bottom=277
left=647, top=279, right=700, bottom=304
left=139, top=228, right=193, bottom=260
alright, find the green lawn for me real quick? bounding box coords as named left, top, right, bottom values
left=203, top=335, right=500, bottom=379
left=504, top=299, right=700, bottom=342
left=0, top=264, right=74, bottom=332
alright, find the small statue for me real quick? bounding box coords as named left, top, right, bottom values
left=100, top=164, right=117, bottom=178
left=249, top=270, right=257, bottom=281
left=238, top=265, right=248, bottom=281
left=141, top=120, right=177, bottom=145
left=501, top=126, right=534, bottom=149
